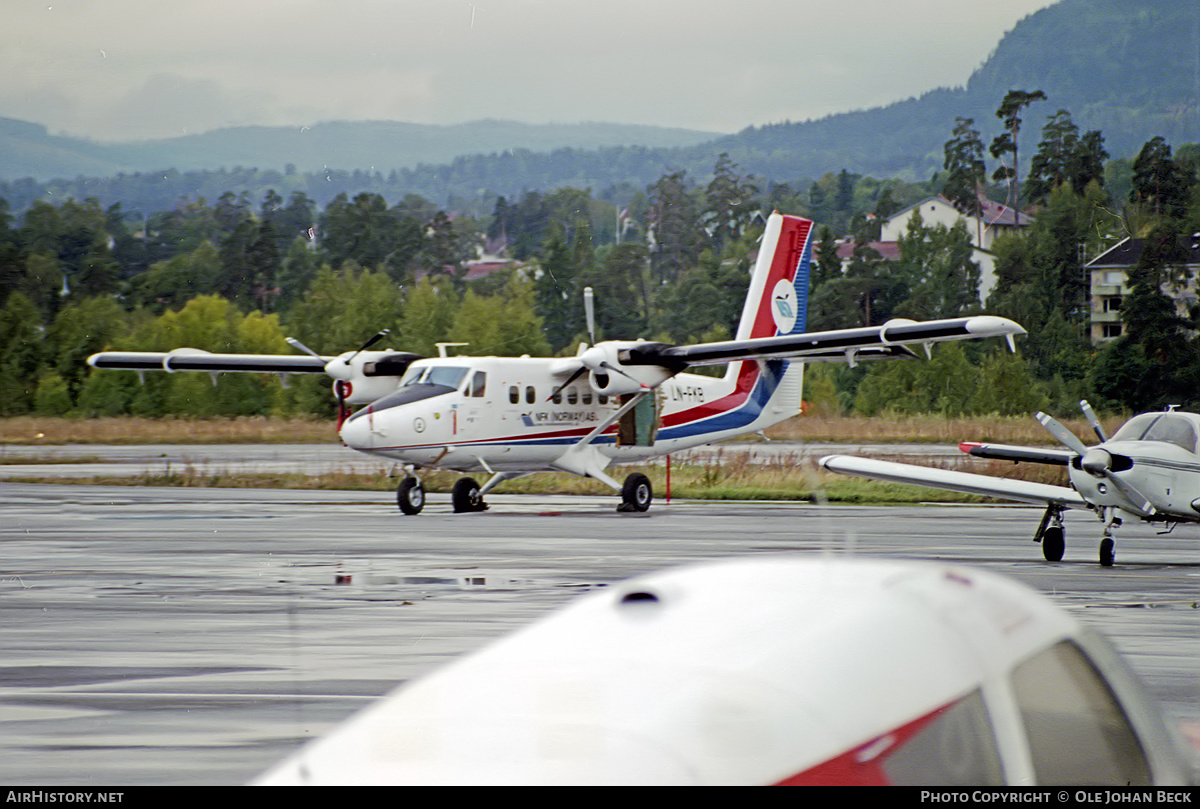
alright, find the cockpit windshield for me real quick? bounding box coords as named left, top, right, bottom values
left=400, top=365, right=470, bottom=390
left=1110, top=413, right=1199, bottom=453
left=345, top=365, right=471, bottom=423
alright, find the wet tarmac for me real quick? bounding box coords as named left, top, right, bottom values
left=2, top=471, right=1198, bottom=785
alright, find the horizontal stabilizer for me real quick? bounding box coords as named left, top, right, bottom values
left=958, top=442, right=1074, bottom=466
left=818, top=455, right=1089, bottom=509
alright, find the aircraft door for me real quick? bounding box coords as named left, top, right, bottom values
left=457, top=370, right=489, bottom=438
left=617, top=390, right=661, bottom=447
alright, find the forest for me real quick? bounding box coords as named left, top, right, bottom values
left=2, top=93, right=1200, bottom=424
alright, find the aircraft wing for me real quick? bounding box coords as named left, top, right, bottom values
left=958, top=441, right=1074, bottom=466
left=818, top=455, right=1089, bottom=509
left=88, top=349, right=332, bottom=374
left=653, top=316, right=1024, bottom=367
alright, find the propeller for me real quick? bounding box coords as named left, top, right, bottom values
left=1036, top=409, right=1155, bottom=515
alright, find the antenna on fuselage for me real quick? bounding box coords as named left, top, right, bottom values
left=436, top=342, right=469, bottom=358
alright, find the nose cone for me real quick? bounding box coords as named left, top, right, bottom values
left=339, top=412, right=373, bottom=449
left=1080, top=448, right=1111, bottom=477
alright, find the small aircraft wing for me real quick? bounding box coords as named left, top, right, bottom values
left=88, top=349, right=332, bottom=374
left=818, top=455, right=1089, bottom=509
left=652, top=316, right=1024, bottom=367
left=958, top=441, right=1074, bottom=466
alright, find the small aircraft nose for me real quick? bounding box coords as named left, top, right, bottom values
left=339, top=413, right=372, bottom=449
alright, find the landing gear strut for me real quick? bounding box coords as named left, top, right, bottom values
left=1098, top=508, right=1121, bottom=567
left=397, top=476, right=425, bottom=515
left=618, top=472, right=652, bottom=513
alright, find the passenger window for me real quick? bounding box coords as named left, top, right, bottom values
left=551, top=390, right=562, bottom=404
left=508, top=385, right=519, bottom=404
left=525, top=385, right=535, bottom=404
left=469, top=371, right=486, bottom=398
left=567, top=388, right=578, bottom=405
left=1011, top=641, right=1150, bottom=785
left=582, top=391, right=592, bottom=404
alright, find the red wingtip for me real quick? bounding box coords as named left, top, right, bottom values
left=958, top=442, right=981, bottom=454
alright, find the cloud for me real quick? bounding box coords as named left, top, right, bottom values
left=2, top=0, right=1060, bottom=140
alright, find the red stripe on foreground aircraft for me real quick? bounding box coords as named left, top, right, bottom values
left=251, top=558, right=1193, bottom=786
left=88, top=213, right=1023, bottom=514
left=822, top=403, right=1200, bottom=566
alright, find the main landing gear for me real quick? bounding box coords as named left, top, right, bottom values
left=618, top=472, right=652, bottom=513
left=1032, top=503, right=1120, bottom=566
left=395, top=472, right=500, bottom=515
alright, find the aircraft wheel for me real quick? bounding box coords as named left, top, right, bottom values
left=452, top=477, right=486, bottom=513
left=1099, top=537, right=1115, bottom=567
left=1041, top=525, right=1065, bottom=562
left=619, top=473, right=652, bottom=512
left=397, top=477, right=425, bottom=515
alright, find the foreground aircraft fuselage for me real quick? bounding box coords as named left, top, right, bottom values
left=89, top=212, right=1024, bottom=513
left=252, top=557, right=1192, bottom=785
left=821, top=406, right=1200, bottom=567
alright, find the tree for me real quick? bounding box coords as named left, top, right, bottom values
left=990, top=90, right=1047, bottom=223
left=1130, top=137, right=1195, bottom=220
left=1025, top=110, right=1108, bottom=206
left=943, top=117, right=986, bottom=216
left=704, top=154, right=758, bottom=253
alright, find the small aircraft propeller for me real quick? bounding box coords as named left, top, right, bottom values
left=1037, top=408, right=1155, bottom=515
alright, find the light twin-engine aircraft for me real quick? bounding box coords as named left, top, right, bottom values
left=89, top=213, right=1023, bottom=514
left=821, top=403, right=1200, bottom=567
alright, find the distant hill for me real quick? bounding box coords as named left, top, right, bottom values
left=715, top=0, right=1200, bottom=181
left=0, top=118, right=720, bottom=181
left=2, top=0, right=1197, bottom=207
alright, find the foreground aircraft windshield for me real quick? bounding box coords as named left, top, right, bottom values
left=86, top=212, right=1024, bottom=515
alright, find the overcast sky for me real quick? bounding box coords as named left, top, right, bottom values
left=5, top=0, right=1059, bottom=142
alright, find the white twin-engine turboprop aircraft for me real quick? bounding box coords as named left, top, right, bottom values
left=89, top=213, right=1024, bottom=514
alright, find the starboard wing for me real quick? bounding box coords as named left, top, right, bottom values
left=818, top=455, right=1089, bottom=509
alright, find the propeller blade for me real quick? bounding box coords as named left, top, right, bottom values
left=285, top=337, right=321, bottom=358
left=583, top=287, right=596, bottom=346
left=599, top=361, right=650, bottom=389
left=1105, top=473, right=1156, bottom=516
left=1080, top=400, right=1107, bottom=441
left=344, top=329, right=391, bottom=365
left=1036, top=412, right=1089, bottom=456
left=547, top=365, right=588, bottom=401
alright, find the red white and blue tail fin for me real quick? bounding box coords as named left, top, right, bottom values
left=735, top=213, right=814, bottom=342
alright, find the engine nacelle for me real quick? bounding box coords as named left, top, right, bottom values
left=580, top=342, right=675, bottom=396
left=325, top=350, right=423, bottom=405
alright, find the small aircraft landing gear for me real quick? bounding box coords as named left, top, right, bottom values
left=1099, top=509, right=1120, bottom=567
left=1034, top=504, right=1066, bottom=562
left=618, top=472, right=652, bottom=513
left=1099, top=537, right=1115, bottom=567
left=452, top=476, right=487, bottom=513
left=397, top=476, right=426, bottom=515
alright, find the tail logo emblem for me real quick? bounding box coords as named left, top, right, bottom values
left=771, top=279, right=798, bottom=335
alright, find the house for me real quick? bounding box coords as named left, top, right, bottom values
left=876, top=194, right=1033, bottom=302
left=1084, top=236, right=1200, bottom=343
